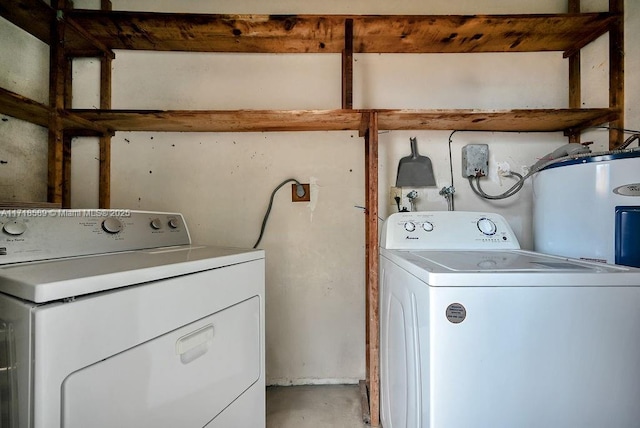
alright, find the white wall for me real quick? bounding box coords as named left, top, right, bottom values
left=0, top=18, right=49, bottom=202
left=2, top=0, right=639, bottom=385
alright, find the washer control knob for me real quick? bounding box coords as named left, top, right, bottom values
left=168, top=218, right=179, bottom=229
left=150, top=218, right=162, bottom=230
left=102, top=217, right=123, bottom=234
left=422, top=222, right=434, bottom=232
left=404, top=222, right=416, bottom=232
left=3, top=220, right=27, bottom=236
left=477, top=218, right=497, bottom=235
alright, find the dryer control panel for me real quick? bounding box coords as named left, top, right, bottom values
left=380, top=211, right=520, bottom=250
left=0, top=209, right=191, bottom=264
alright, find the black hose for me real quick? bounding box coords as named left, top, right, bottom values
left=253, top=178, right=304, bottom=249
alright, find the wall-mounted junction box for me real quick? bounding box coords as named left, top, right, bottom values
left=462, top=144, right=489, bottom=178
left=291, top=183, right=310, bottom=202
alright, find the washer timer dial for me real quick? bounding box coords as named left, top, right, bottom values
left=477, top=218, right=497, bottom=235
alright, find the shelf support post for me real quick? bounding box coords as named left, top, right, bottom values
left=342, top=19, right=354, bottom=109
left=567, top=0, right=581, bottom=144
left=47, top=1, right=69, bottom=204
left=98, top=0, right=113, bottom=209
left=362, top=110, right=380, bottom=427
left=609, top=0, right=624, bottom=149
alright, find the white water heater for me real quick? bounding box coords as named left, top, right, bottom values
left=533, top=150, right=640, bottom=267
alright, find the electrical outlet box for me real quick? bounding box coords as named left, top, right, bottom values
left=389, top=187, right=402, bottom=206
left=462, top=144, right=489, bottom=178
left=291, top=184, right=310, bottom=202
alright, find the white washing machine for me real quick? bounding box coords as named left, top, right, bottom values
left=0, top=209, right=265, bottom=428
left=380, top=211, right=640, bottom=428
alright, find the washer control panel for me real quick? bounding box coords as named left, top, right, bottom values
left=0, top=209, right=191, bottom=264
left=380, top=211, right=520, bottom=250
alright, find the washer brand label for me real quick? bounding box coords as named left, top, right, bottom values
left=446, top=303, right=466, bottom=324
left=405, top=236, right=419, bottom=240
left=613, top=183, right=640, bottom=196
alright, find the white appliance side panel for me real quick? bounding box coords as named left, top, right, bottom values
left=62, top=296, right=261, bottom=428
left=32, top=259, right=264, bottom=428
left=0, top=294, right=33, bottom=428
left=380, top=258, right=428, bottom=428
left=429, top=285, right=640, bottom=428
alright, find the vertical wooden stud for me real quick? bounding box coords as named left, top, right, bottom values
left=98, top=0, right=113, bottom=209
left=609, top=0, right=624, bottom=149
left=98, top=54, right=112, bottom=209
left=364, top=111, right=380, bottom=427
left=47, top=1, right=67, bottom=204
left=342, top=19, right=354, bottom=110
left=62, top=134, right=72, bottom=208
left=568, top=0, right=581, bottom=144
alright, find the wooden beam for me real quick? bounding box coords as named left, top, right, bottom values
left=62, top=134, right=72, bottom=208
left=609, top=0, right=624, bottom=149
left=375, top=108, right=618, bottom=132
left=568, top=0, right=581, bottom=144
left=66, top=11, right=616, bottom=54
left=342, top=19, right=353, bottom=109
left=48, top=2, right=67, bottom=204
left=0, top=0, right=114, bottom=53
left=71, top=109, right=365, bottom=132
left=364, top=111, right=380, bottom=427
left=68, top=108, right=617, bottom=133
left=98, top=43, right=113, bottom=209
left=0, top=86, right=111, bottom=133
left=0, top=87, right=51, bottom=127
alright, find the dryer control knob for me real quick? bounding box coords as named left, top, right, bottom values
left=404, top=222, right=416, bottom=232
left=150, top=218, right=162, bottom=230
left=102, top=217, right=123, bottom=234
left=168, top=218, right=179, bottom=229
left=3, top=220, right=27, bottom=236
left=477, top=218, right=497, bottom=235
left=422, top=222, right=434, bottom=232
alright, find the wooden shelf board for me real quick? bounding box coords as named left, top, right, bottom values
left=0, top=87, right=50, bottom=127
left=70, top=108, right=617, bottom=133
left=66, top=11, right=616, bottom=54
left=0, top=87, right=110, bottom=134
left=376, top=108, right=618, bottom=132
left=71, top=109, right=365, bottom=132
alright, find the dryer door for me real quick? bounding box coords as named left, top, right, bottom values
left=61, top=296, right=261, bottom=428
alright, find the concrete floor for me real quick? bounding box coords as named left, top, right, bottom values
left=266, top=384, right=369, bottom=428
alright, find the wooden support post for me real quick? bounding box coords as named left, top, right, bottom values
left=568, top=0, right=581, bottom=144
left=342, top=19, right=353, bottom=109
left=98, top=0, right=112, bottom=209
left=609, top=0, right=624, bottom=149
left=363, top=111, right=380, bottom=427
left=98, top=54, right=112, bottom=209
left=62, top=134, right=72, bottom=208
left=47, top=2, right=67, bottom=204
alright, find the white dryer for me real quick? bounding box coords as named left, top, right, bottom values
left=380, top=211, right=640, bottom=428
left=0, top=209, right=265, bottom=428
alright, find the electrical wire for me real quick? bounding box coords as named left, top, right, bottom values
left=253, top=178, right=304, bottom=249
left=468, top=171, right=524, bottom=200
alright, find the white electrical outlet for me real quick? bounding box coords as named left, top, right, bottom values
left=389, top=187, right=402, bottom=206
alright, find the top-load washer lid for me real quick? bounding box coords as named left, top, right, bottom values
left=380, top=248, right=639, bottom=287
left=0, top=209, right=264, bottom=303
left=379, top=211, right=640, bottom=287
